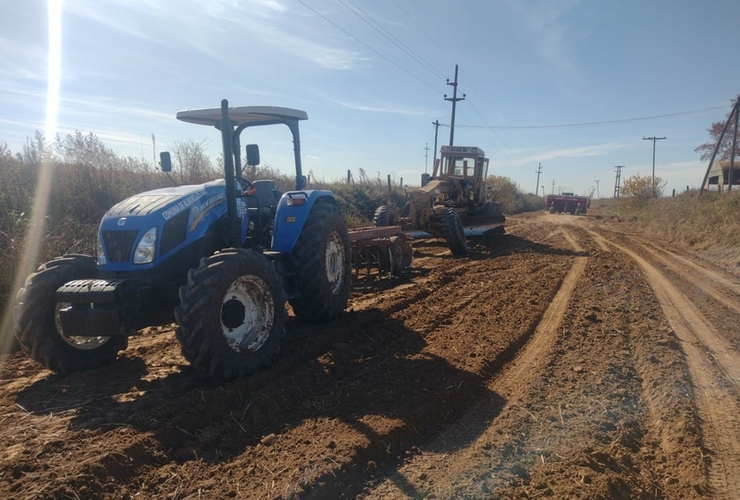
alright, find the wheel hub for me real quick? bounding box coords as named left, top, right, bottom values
left=221, top=276, right=274, bottom=353
left=325, top=231, right=346, bottom=294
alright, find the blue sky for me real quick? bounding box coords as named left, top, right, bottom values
left=1, top=0, right=738, bottom=197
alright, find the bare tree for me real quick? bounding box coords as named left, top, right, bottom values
left=695, top=96, right=740, bottom=162
left=170, top=139, right=218, bottom=184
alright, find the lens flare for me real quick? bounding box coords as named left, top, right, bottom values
left=0, top=0, right=63, bottom=357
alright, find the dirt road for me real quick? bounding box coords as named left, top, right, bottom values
left=2, top=212, right=739, bottom=499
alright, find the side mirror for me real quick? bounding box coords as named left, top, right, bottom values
left=246, top=144, right=260, bottom=166
left=159, top=152, right=172, bottom=172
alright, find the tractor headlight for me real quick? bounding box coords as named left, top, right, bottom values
left=97, top=238, right=107, bottom=265
left=133, top=227, right=157, bottom=264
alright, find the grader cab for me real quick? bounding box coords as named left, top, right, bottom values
left=375, top=146, right=505, bottom=255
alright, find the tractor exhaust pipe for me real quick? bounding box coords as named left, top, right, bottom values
left=221, top=99, right=241, bottom=247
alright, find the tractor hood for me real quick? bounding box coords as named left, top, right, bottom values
left=98, top=179, right=230, bottom=271
left=106, top=180, right=226, bottom=218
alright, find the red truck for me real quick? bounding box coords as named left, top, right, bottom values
left=545, top=192, right=589, bottom=215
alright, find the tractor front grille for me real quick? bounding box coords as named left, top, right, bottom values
left=102, top=230, right=139, bottom=263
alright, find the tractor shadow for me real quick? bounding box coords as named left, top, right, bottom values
left=13, top=309, right=507, bottom=499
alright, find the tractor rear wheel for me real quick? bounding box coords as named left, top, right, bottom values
left=13, top=254, right=126, bottom=373
left=442, top=208, right=468, bottom=255
left=290, top=203, right=352, bottom=322
left=175, top=249, right=286, bottom=380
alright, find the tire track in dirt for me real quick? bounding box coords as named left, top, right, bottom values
left=630, top=237, right=740, bottom=296
left=601, top=234, right=740, bottom=499
left=636, top=240, right=740, bottom=316
left=492, top=227, right=586, bottom=398
left=360, top=227, right=588, bottom=498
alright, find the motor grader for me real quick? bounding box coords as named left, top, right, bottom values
left=374, top=145, right=504, bottom=255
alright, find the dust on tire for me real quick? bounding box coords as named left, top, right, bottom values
left=289, top=202, right=352, bottom=322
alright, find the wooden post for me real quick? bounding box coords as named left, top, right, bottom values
left=387, top=174, right=392, bottom=193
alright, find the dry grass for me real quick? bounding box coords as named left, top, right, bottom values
left=590, top=191, right=740, bottom=272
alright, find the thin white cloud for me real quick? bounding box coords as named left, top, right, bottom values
left=63, top=0, right=364, bottom=70
left=504, top=141, right=631, bottom=167
left=330, top=99, right=431, bottom=116
left=59, top=96, right=173, bottom=123
left=0, top=37, right=47, bottom=81
left=502, top=0, right=581, bottom=75
left=63, top=2, right=156, bottom=41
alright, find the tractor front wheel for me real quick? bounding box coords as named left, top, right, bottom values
left=175, top=249, right=286, bottom=380
left=373, top=205, right=397, bottom=227
left=290, top=203, right=352, bottom=322
left=13, top=255, right=126, bottom=373
left=441, top=208, right=468, bottom=256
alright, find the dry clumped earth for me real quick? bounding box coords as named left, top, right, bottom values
left=1, top=212, right=740, bottom=499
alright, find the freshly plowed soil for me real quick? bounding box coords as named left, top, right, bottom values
left=2, top=212, right=740, bottom=499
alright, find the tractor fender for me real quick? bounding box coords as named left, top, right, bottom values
left=271, top=190, right=338, bottom=253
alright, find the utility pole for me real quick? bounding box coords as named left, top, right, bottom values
left=551, top=179, right=556, bottom=194
left=643, top=136, right=666, bottom=197
left=444, top=64, right=465, bottom=147
left=432, top=120, right=440, bottom=170
left=594, top=179, right=600, bottom=199
left=613, top=165, right=624, bottom=198
left=535, top=162, right=543, bottom=196
left=424, top=143, right=430, bottom=174
left=731, top=103, right=739, bottom=192
left=700, top=96, right=740, bottom=195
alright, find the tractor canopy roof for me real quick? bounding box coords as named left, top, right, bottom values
left=176, top=106, right=308, bottom=128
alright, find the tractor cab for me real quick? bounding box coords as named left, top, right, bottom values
left=174, top=105, right=308, bottom=190
left=171, top=105, right=309, bottom=248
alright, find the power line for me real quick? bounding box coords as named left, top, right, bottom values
left=338, top=0, right=446, bottom=80
left=293, top=0, right=440, bottom=93
left=433, top=105, right=727, bottom=131
left=455, top=106, right=726, bottom=130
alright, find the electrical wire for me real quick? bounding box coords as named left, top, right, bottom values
left=338, top=0, right=446, bottom=80
left=436, top=105, right=729, bottom=130
left=293, top=0, right=440, bottom=93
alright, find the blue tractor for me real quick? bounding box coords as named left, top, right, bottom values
left=13, top=100, right=352, bottom=380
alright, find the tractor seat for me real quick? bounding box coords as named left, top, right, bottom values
left=246, top=180, right=281, bottom=209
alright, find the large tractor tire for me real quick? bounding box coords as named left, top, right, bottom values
left=441, top=207, right=468, bottom=256
left=13, top=254, right=126, bottom=373
left=290, top=203, right=352, bottom=323
left=175, top=249, right=286, bottom=381
left=373, top=205, right=397, bottom=227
